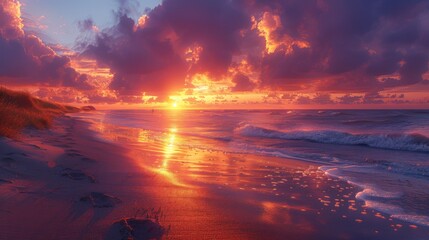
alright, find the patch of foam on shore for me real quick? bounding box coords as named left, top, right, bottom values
left=391, top=214, right=429, bottom=227
left=320, top=165, right=429, bottom=227
left=363, top=200, right=429, bottom=227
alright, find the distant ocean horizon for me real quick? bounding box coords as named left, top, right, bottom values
left=73, top=109, right=429, bottom=227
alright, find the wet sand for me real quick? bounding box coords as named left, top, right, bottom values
left=0, top=116, right=428, bottom=239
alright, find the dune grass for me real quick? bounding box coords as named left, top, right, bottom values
left=0, top=87, right=79, bottom=138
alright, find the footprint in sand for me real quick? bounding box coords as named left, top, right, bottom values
left=6, top=152, right=27, bottom=157
left=105, top=218, right=166, bottom=240
left=64, top=150, right=96, bottom=163
left=80, top=157, right=96, bottom=163
left=67, top=152, right=84, bottom=158
left=67, top=149, right=79, bottom=153
left=53, top=143, right=72, bottom=148
left=80, top=192, right=121, bottom=208
left=61, top=168, right=96, bottom=183
left=0, top=178, right=13, bottom=184
left=1, top=157, right=15, bottom=167
left=27, top=144, right=46, bottom=150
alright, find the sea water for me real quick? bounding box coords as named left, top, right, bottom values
left=73, top=109, right=429, bottom=228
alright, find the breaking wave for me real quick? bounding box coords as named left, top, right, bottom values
left=236, top=124, right=429, bottom=152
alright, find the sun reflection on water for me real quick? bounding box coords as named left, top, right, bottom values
left=151, top=127, right=190, bottom=187
left=163, top=128, right=177, bottom=167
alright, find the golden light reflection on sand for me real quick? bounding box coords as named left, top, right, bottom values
left=162, top=128, right=177, bottom=167
left=150, top=127, right=191, bottom=187
left=259, top=201, right=311, bottom=224
left=260, top=201, right=292, bottom=224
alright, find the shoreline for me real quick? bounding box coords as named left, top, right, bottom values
left=0, top=116, right=165, bottom=239
left=1, top=115, right=428, bottom=239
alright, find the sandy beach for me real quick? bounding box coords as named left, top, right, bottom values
left=0, top=114, right=428, bottom=240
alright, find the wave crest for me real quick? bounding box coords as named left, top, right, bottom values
left=236, top=124, right=429, bottom=152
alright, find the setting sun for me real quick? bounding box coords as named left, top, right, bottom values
left=172, top=102, right=178, bottom=108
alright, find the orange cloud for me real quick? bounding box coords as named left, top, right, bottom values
left=257, top=12, right=310, bottom=55
left=0, top=0, right=24, bottom=39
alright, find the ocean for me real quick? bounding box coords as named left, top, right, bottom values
left=73, top=109, right=429, bottom=230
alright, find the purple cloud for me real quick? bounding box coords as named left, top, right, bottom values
left=0, top=0, right=91, bottom=90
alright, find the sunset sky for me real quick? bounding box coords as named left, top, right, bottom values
left=1, top=0, right=429, bottom=108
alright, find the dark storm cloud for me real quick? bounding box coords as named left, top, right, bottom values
left=84, top=0, right=251, bottom=98
left=253, top=0, right=429, bottom=92
left=152, top=0, right=250, bottom=77
left=231, top=73, right=256, bottom=92
left=84, top=13, right=187, bottom=99
left=260, top=47, right=316, bottom=90
left=0, top=35, right=91, bottom=90
left=68, top=0, right=429, bottom=99
left=0, top=0, right=91, bottom=90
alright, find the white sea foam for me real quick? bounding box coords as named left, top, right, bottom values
left=320, top=165, right=429, bottom=227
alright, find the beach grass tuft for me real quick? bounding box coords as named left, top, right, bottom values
left=0, top=87, right=79, bottom=138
